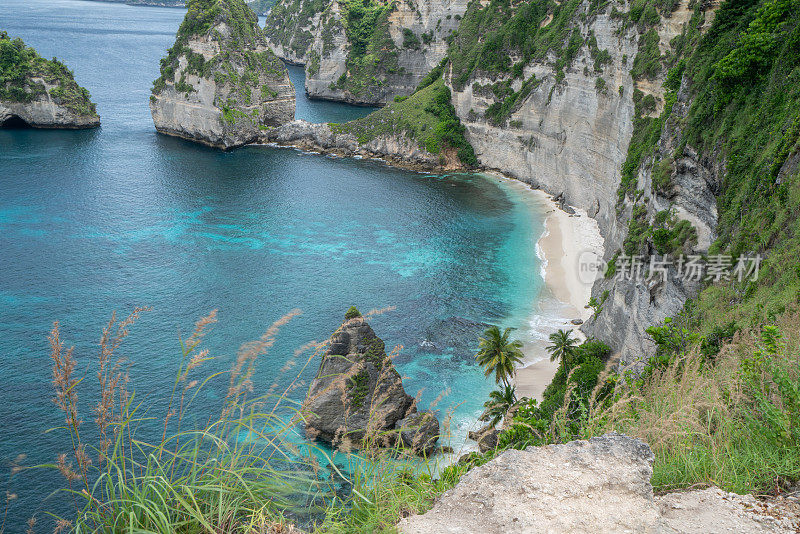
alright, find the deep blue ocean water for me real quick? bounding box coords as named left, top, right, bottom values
left=0, top=0, right=543, bottom=528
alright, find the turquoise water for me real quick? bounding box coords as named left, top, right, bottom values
left=0, top=0, right=543, bottom=528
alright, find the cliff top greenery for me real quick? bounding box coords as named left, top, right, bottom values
left=152, top=0, right=286, bottom=101
left=329, top=76, right=478, bottom=166
left=0, top=31, right=97, bottom=116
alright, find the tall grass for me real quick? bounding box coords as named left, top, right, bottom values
left=581, top=310, right=800, bottom=494
left=25, top=309, right=453, bottom=533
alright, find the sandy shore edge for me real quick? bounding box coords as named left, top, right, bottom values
left=486, top=173, right=604, bottom=402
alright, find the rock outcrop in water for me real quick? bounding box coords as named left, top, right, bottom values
left=303, top=308, right=441, bottom=455
left=0, top=32, right=100, bottom=129
left=398, top=433, right=800, bottom=533
left=264, top=0, right=468, bottom=105
left=150, top=0, right=295, bottom=149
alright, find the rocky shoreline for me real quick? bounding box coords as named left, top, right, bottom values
left=259, top=119, right=463, bottom=172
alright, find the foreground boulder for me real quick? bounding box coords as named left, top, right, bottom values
left=399, top=433, right=799, bottom=533
left=150, top=0, right=294, bottom=149
left=303, top=308, right=440, bottom=455
left=400, top=433, right=659, bottom=533
left=0, top=32, right=100, bottom=129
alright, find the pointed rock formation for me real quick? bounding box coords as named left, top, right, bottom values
left=150, top=0, right=295, bottom=149
left=303, top=308, right=440, bottom=455
left=0, top=32, right=100, bottom=129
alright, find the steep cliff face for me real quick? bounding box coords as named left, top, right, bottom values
left=582, top=76, right=722, bottom=368
left=0, top=32, right=100, bottom=129
left=444, top=0, right=718, bottom=363
left=264, top=0, right=468, bottom=104
left=150, top=0, right=295, bottom=149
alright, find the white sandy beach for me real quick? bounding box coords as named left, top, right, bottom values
left=489, top=174, right=605, bottom=401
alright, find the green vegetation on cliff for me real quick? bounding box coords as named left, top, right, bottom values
left=0, top=31, right=97, bottom=116
left=447, top=0, right=620, bottom=91
left=263, top=0, right=327, bottom=58
left=329, top=0, right=400, bottom=98
left=152, top=0, right=283, bottom=98
left=329, top=77, right=477, bottom=166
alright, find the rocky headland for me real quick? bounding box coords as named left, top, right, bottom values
left=0, top=31, right=100, bottom=129
left=303, top=308, right=441, bottom=455
left=150, top=0, right=295, bottom=149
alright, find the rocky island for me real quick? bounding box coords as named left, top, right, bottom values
left=0, top=31, right=99, bottom=129
left=150, top=0, right=295, bottom=149
left=303, top=307, right=441, bottom=455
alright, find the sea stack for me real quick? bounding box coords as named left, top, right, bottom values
left=0, top=32, right=100, bottom=129
left=150, top=0, right=295, bottom=149
left=303, top=307, right=441, bottom=455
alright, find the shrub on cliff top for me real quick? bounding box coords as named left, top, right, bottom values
left=345, top=305, right=362, bottom=319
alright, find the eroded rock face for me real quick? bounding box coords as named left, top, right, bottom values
left=0, top=32, right=100, bottom=129
left=150, top=0, right=294, bottom=149
left=303, top=314, right=440, bottom=454
left=399, top=433, right=660, bottom=533
left=264, top=0, right=468, bottom=105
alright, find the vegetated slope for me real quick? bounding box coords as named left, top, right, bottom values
left=0, top=31, right=100, bottom=128
left=263, top=0, right=468, bottom=104
left=263, top=73, right=477, bottom=169
left=150, top=0, right=294, bottom=149
left=328, top=75, right=477, bottom=166
left=476, top=0, right=800, bottom=497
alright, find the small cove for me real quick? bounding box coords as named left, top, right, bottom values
left=0, top=0, right=548, bottom=526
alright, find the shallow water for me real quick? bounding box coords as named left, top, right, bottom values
left=0, top=0, right=544, bottom=527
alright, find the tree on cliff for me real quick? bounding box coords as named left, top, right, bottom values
left=475, top=326, right=524, bottom=390
left=546, top=329, right=578, bottom=370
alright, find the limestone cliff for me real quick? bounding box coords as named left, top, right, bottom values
left=444, top=0, right=719, bottom=364
left=0, top=32, right=100, bottom=129
left=264, top=0, right=468, bottom=104
left=303, top=309, right=440, bottom=455
left=150, top=0, right=295, bottom=149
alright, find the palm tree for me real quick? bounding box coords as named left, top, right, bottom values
left=480, top=384, right=517, bottom=428
left=546, top=329, right=578, bottom=369
left=475, top=325, right=524, bottom=388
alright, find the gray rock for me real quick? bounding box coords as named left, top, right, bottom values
left=467, top=424, right=498, bottom=453
left=398, top=433, right=661, bottom=533
left=571, top=318, right=584, bottom=325
left=150, top=0, right=294, bottom=149
left=303, top=314, right=439, bottom=454
left=396, top=411, right=440, bottom=456
left=265, top=0, right=470, bottom=105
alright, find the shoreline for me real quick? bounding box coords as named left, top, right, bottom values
left=486, top=173, right=604, bottom=402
